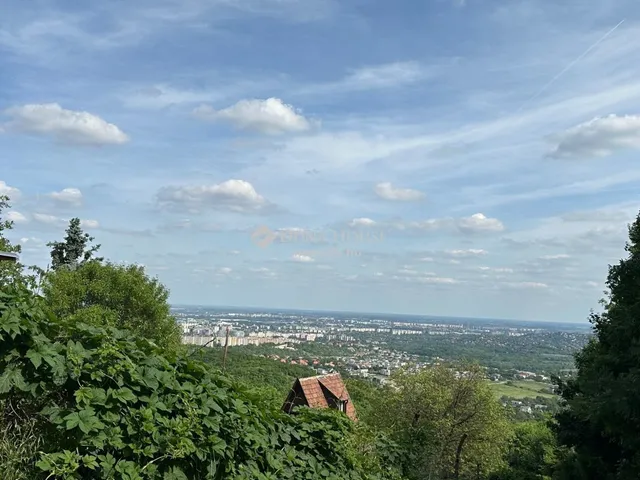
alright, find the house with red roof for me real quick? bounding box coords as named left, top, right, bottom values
left=282, top=373, right=357, bottom=421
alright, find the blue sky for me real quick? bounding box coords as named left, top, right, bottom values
left=2, top=0, right=640, bottom=322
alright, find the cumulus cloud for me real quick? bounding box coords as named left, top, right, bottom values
left=539, top=254, right=571, bottom=260
left=157, top=179, right=274, bottom=214
left=32, top=213, right=98, bottom=228
left=393, top=214, right=503, bottom=234
left=445, top=249, right=488, bottom=257
left=81, top=219, right=100, bottom=229
left=349, top=217, right=376, bottom=227
left=32, top=213, right=64, bottom=225
left=548, top=114, right=640, bottom=158
left=3, top=103, right=129, bottom=145
left=457, top=213, right=504, bottom=233
left=6, top=211, right=27, bottom=223
left=193, top=98, right=312, bottom=134
left=374, top=182, right=425, bottom=201
left=348, top=213, right=504, bottom=236
left=478, top=266, right=513, bottom=273
left=50, top=187, right=83, bottom=206
left=0, top=181, right=21, bottom=199
left=504, top=282, right=549, bottom=289
left=292, top=253, right=314, bottom=263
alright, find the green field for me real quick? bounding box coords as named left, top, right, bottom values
left=488, top=380, right=556, bottom=400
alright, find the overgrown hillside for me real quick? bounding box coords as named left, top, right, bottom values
left=0, top=284, right=399, bottom=480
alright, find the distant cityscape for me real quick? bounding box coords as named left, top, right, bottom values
left=175, top=305, right=590, bottom=399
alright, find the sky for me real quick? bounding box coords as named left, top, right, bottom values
left=2, top=0, right=640, bottom=322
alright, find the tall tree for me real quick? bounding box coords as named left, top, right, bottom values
left=47, top=218, right=101, bottom=270
left=554, top=212, right=640, bottom=479
left=373, top=364, right=511, bottom=480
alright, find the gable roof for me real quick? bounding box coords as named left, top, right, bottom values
left=288, top=373, right=357, bottom=420
left=0, top=251, right=19, bottom=262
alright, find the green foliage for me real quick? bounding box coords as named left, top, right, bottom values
left=554, top=211, right=640, bottom=479
left=373, top=364, right=511, bottom=480
left=490, top=420, right=559, bottom=480
left=47, top=218, right=102, bottom=271
left=344, top=378, right=384, bottom=424
left=195, top=347, right=315, bottom=408
left=42, top=261, right=182, bottom=353
left=0, top=284, right=399, bottom=480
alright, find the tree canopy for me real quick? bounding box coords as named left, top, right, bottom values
left=42, top=261, right=182, bottom=354
left=554, top=212, right=640, bottom=479
left=372, top=364, right=511, bottom=480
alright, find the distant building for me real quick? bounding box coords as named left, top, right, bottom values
left=282, top=373, right=357, bottom=421
left=0, top=251, right=18, bottom=262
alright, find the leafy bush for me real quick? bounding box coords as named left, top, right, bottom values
left=0, top=284, right=398, bottom=480
left=41, top=261, right=182, bottom=354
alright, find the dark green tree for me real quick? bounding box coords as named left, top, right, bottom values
left=554, top=211, right=640, bottom=479
left=47, top=218, right=101, bottom=270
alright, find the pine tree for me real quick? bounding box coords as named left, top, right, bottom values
left=555, top=211, right=640, bottom=479
left=47, top=218, right=102, bottom=270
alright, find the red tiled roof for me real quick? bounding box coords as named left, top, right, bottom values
left=295, top=373, right=357, bottom=420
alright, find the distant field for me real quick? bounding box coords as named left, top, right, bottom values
left=488, top=380, right=556, bottom=399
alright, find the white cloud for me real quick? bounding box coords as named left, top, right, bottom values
left=504, top=282, right=549, bottom=290
left=3, top=104, right=129, bottom=145
left=445, top=249, right=488, bottom=257
left=6, top=211, right=27, bottom=223
left=50, top=187, right=83, bottom=206
left=361, top=213, right=504, bottom=236
left=392, top=218, right=454, bottom=231
left=349, top=217, right=376, bottom=227
left=80, top=219, right=100, bottom=229
left=478, top=266, right=513, bottom=273
left=561, top=209, right=631, bottom=223
left=540, top=254, right=571, bottom=260
left=548, top=114, right=640, bottom=158
left=416, top=276, right=459, bottom=284
left=31, top=213, right=97, bottom=229
left=193, top=98, right=312, bottom=135
left=341, top=62, right=431, bottom=90
left=0, top=181, right=21, bottom=199
left=457, top=213, right=504, bottom=233
left=292, top=253, right=314, bottom=263
left=374, top=182, right=425, bottom=201
left=157, top=179, right=273, bottom=213
left=32, top=213, right=64, bottom=225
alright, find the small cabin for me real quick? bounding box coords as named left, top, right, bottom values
left=282, top=373, right=357, bottom=421
left=0, top=251, right=18, bottom=263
